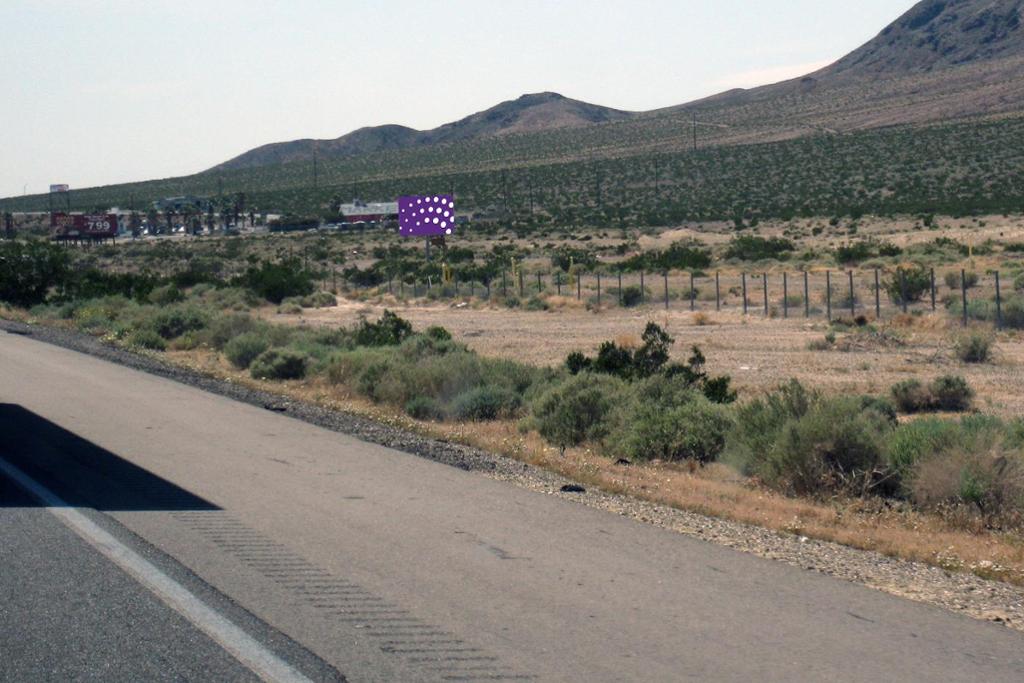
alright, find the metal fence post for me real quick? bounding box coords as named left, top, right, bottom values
left=783, top=272, right=788, bottom=319
left=537, top=272, right=542, bottom=293
left=518, top=269, right=524, bottom=297
left=899, top=268, right=908, bottom=314
left=804, top=271, right=809, bottom=318
left=961, top=268, right=968, bottom=327
left=742, top=272, right=748, bottom=315
left=874, top=269, right=880, bottom=319
left=762, top=272, right=768, bottom=316
left=930, top=268, right=936, bottom=312
left=502, top=270, right=507, bottom=297
left=577, top=272, right=581, bottom=300
left=715, top=271, right=720, bottom=311
left=848, top=270, right=855, bottom=318
left=996, top=270, right=1003, bottom=330
left=556, top=271, right=561, bottom=295
left=826, top=270, right=832, bottom=322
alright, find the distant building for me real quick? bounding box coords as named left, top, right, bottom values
left=339, top=199, right=398, bottom=227
left=152, top=196, right=212, bottom=212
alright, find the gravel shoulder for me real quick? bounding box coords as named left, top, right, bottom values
left=4, top=316, right=1024, bottom=632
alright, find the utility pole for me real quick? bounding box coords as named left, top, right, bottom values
left=312, top=143, right=319, bottom=190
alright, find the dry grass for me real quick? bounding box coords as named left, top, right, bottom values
left=163, top=347, right=1024, bottom=587
left=276, top=298, right=1024, bottom=419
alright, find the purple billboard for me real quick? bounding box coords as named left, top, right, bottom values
left=398, top=195, right=455, bottom=237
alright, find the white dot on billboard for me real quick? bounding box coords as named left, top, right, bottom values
left=432, top=217, right=438, bottom=224
left=445, top=228, right=452, bottom=234
left=441, top=221, right=447, bottom=228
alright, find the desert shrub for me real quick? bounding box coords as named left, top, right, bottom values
left=887, top=418, right=963, bottom=487
left=910, top=447, right=1024, bottom=528
left=726, top=381, right=895, bottom=495
left=604, top=380, right=732, bottom=463
left=755, top=396, right=892, bottom=495
left=204, top=313, right=263, bottom=350
left=524, top=295, right=549, bottom=311
left=532, top=373, right=628, bottom=454
left=249, top=348, right=308, bottom=380
left=724, top=379, right=814, bottom=470
left=127, top=328, right=166, bottom=351
left=0, top=240, right=71, bottom=306
left=405, top=396, right=445, bottom=421
left=884, top=264, right=931, bottom=304
left=892, top=376, right=973, bottom=413
left=724, top=236, right=793, bottom=261
left=234, top=258, right=314, bottom=303
left=278, top=301, right=303, bottom=314
left=931, top=375, right=974, bottom=412
left=144, top=305, right=208, bottom=340
left=424, top=325, right=452, bottom=341
left=945, top=271, right=979, bottom=290
left=1014, top=273, right=1024, bottom=292
left=566, top=323, right=734, bottom=402
left=891, top=379, right=931, bottom=413
left=303, top=291, right=337, bottom=308
left=354, top=310, right=413, bottom=347
left=450, top=385, right=522, bottom=421
left=954, top=330, right=995, bottom=363
left=148, top=284, right=184, bottom=305
left=620, top=286, right=643, bottom=307
left=224, top=332, right=271, bottom=369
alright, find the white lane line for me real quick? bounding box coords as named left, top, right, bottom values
left=0, top=456, right=313, bottom=683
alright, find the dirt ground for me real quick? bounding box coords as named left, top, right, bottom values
left=270, top=295, right=1024, bottom=418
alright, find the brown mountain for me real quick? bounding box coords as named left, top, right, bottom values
left=211, top=93, right=633, bottom=171
left=823, top=0, right=1024, bottom=75
left=212, top=1, right=1024, bottom=172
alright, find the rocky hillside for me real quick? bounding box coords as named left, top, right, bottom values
left=822, top=0, right=1023, bottom=76
left=211, top=93, right=633, bottom=172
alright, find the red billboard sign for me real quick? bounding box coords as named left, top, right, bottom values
left=51, top=213, right=119, bottom=239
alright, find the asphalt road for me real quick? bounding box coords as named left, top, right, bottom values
left=2, top=328, right=1024, bottom=682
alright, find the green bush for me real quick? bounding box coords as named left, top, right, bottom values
left=0, top=240, right=71, bottom=306
left=532, top=373, right=628, bottom=454
left=354, top=310, right=413, bottom=347
left=604, top=382, right=732, bottom=463
left=757, top=396, right=891, bottom=495
left=234, top=258, right=314, bottom=304
left=887, top=418, right=963, bottom=487
left=405, top=396, right=445, bottom=421
left=249, top=348, right=308, bottom=380
left=148, top=284, right=184, bottom=305
left=884, top=264, right=931, bottom=304
left=127, top=328, right=167, bottom=351
left=450, top=385, right=522, bottom=421
left=224, top=332, right=271, bottom=369
left=204, top=313, right=263, bottom=350
left=931, top=375, right=974, bottom=412
left=891, top=379, right=932, bottom=413
left=891, top=376, right=973, bottom=413
left=145, top=305, right=208, bottom=340
left=724, top=236, right=793, bottom=261
left=620, top=286, right=643, bottom=307
left=954, top=330, right=995, bottom=363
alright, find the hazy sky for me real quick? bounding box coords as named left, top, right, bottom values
left=0, top=0, right=916, bottom=198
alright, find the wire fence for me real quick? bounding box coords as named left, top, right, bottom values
left=334, top=266, right=1018, bottom=329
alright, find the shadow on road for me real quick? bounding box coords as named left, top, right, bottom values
left=0, top=403, right=218, bottom=511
